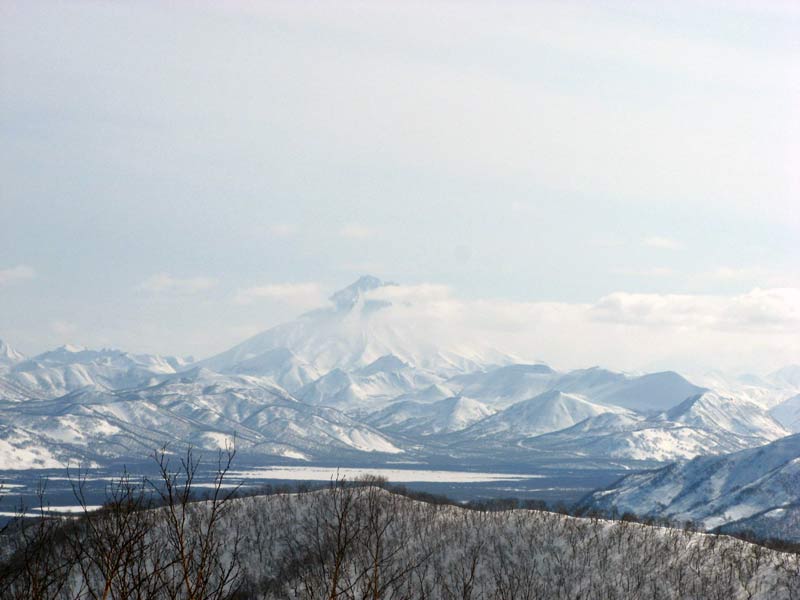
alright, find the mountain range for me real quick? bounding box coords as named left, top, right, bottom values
left=2, top=276, right=800, bottom=540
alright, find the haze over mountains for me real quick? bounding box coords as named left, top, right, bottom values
left=2, top=276, right=800, bottom=539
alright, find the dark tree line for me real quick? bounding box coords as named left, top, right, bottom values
left=1, top=449, right=800, bottom=599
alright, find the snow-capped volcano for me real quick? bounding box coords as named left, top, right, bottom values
left=201, top=276, right=517, bottom=376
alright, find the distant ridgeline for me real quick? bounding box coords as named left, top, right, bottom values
left=2, top=277, right=800, bottom=543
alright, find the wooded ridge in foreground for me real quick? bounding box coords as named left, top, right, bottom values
left=1, top=448, right=799, bottom=599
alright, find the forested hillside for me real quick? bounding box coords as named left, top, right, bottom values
left=1, top=452, right=798, bottom=599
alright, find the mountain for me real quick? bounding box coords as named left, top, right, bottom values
left=224, top=347, right=320, bottom=392
left=526, top=390, right=788, bottom=463
left=658, top=391, right=788, bottom=440
left=448, top=365, right=705, bottom=413
left=553, top=368, right=705, bottom=413
left=0, top=368, right=403, bottom=466
left=367, top=395, right=495, bottom=436
left=201, top=276, right=516, bottom=376
left=3, top=345, right=191, bottom=399
left=446, top=363, right=558, bottom=408
left=696, top=369, right=798, bottom=410
left=0, top=338, right=25, bottom=368
left=295, top=354, right=442, bottom=411
left=388, top=383, right=458, bottom=405
left=0, top=376, right=36, bottom=402
left=1, top=277, right=794, bottom=474
left=455, top=390, right=631, bottom=440
left=581, top=433, right=800, bottom=542
left=769, top=393, right=800, bottom=432
left=0, top=424, right=77, bottom=469
left=768, top=365, right=800, bottom=390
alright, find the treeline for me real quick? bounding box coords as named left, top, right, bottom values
left=1, top=448, right=799, bottom=599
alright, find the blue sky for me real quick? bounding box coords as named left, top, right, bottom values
left=1, top=1, right=798, bottom=372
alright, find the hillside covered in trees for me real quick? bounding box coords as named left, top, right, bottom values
left=1, top=449, right=799, bottom=599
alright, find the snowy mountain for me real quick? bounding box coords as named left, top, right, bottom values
left=446, top=363, right=558, bottom=408
left=0, top=376, right=36, bottom=402
left=295, top=354, right=442, bottom=412
left=770, top=393, right=800, bottom=432
left=454, top=390, right=632, bottom=440
left=367, top=395, right=495, bottom=436
left=553, top=368, right=705, bottom=413
left=0, top=424, right=79, bottom=469
left=696, top=369, right=798, bottom=410
left=658, top=391, right=788, bottom=440
left=581, top=433, right=800, bottom=542
left=200, top=276, right=517, bottom=376
left=445, top=365, right=704, bottom=413
left=0, top=368, right=403, bottom=466
left=769, top=365, right=800, bottom=390
left=2, top=345, right=191, bottom=399
left=1, top=277, right=797, bottom=474
left=0, top=338, right=25, bottom=368
left=526, top=390, right=788, bottom=462
left=224, top=347, right=320, bottom=392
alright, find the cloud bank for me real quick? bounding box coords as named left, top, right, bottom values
left=363, top=283, right=800, bottom=373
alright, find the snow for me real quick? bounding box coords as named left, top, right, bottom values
left=228, top=465, right=545, bottom=483
left=368, top=395, right=495, bottom=435
left=199, top=276, right=518, bottom=376
left=0, top=427, right=67, bottom=469
left=583, top=433, right=800, bottom=541
left=459, top=390, right=631, bottom=439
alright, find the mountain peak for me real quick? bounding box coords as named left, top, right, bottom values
left=0, top=338, right=26, bottom=365
left=329, top=275, right=395, bottom=310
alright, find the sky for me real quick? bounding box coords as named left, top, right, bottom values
left=1, top=0, right=799, bottom=374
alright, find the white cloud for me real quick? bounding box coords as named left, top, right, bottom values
left=234, top=282, right=324, bottom=307
left=339, top=224, right=376, bottom=240
left=0, top=265, right=35, bottom=286
left=360, top=283, right=800, bottom=372
left=591, top=288, right=800, bottom=332
left=643, top=236, right=682, bottom=250
left=137, top=273, right=218, bottom=295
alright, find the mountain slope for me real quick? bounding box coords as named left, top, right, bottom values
left=200, top=276, right=516, bottom=375
left=3, top=346, right=190, bottom=399
left=224, top=347, right=320, bottom=392
left=581, top=433, right=800, bottom=541
left=456, top=390, right=631, bottom=440
left=0, top=338, right=25, bottom=368
left=296, top=354, right=442, bottom=411
left=367, top=395, right=495, bottom=435
left=0, top=369, right=403, bottom=466
left=659, top=391, right=788, bottom=440
left=554, top=368, right=705, bottom=413
left=526, top=391, right=788, bottom=462
left=446, top=363, right=558, bottom=408
left=769, top=393, right=800, bottom=433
